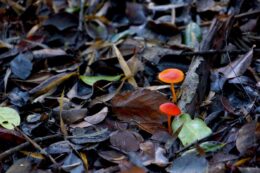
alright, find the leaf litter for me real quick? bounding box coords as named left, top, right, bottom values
left=0, top=0, right=259, bottom=172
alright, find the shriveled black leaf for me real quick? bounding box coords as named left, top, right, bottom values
left=166, top=153, right=208, bottom=173
left=11, top=53, right=33, bottom=80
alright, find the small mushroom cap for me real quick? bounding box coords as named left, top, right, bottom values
left=158, top=68, right=184, bottom=84
left=159, top=102, right=181, bottom=116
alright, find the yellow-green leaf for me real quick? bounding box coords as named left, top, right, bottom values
left=0, top=107, right=20, bottom=129
left=80, top=75, right=121, bottom=86
left=172, top=114, right=212, bottom=146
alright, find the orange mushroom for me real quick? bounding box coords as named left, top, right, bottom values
left=159, top=102, right=181, bottom=133
left=158, top=68, right=184, bottom=103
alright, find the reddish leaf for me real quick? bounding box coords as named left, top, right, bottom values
left=111, top=89, right=168, bottom=124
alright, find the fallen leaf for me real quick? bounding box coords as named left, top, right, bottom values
left=166, top=153, right=208, bottom=173
left=70, top=107, right=108, bottom=128
left=43, top=12, right=78, bottom=31
left=110, top=130, right=144, bottom=152
left=29, top=71, right=78, bottom=96
left=236, top=122, right=260, bottom=154
left=172, top=114, right=212, bottom=146
left=6, top=159, right=32, bottom=173
left=11, top=53, right=33, bottom=80
left=111, top=89, right=168, bottom=124
left=80, top=75, right=121, bottom=86
left=0, top=107, right=20, bottom=129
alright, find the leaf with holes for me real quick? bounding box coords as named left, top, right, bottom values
left=0, top=107, right=21, bottom=129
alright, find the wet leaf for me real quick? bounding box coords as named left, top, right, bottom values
left=0, top=107, right=20, bottom=129
left=110, top=130, right=144, bottom=152
left=86, top=20, right=108, bottom=40
left=166, top=153, right=208, bottom=173
left=52, top=106, right=88, bottom=124
left=172, top=114, right=212, bottom=146
left=61, top=152, right=85, bottom=173
left=98, top=150, right=126, bottom=163
left=211, top=48, right=254, bottom=91
left=43, top=12, right=78, bottom=30
left=70, top=107, right=108, bottom=128
left=80, top=75, right=121, bottom=86
left=0, top=128, right=25, bottom=144
left=70, top=128, right=110, bottom=144
left=29, top=71, right=78, bottom=96
left=236, top=122, right=260, bottom=154
left=8, top=88, right=29, bottom=107
left=45, top=141, right=82, bottom=154
left=111, top=89, right=168, bottom=124
left=6, top=159, right=32, bottom=173
left=11, top=53, right=33, bottom=80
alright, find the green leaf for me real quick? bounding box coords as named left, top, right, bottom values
left=172, top=114, right=212, bottom=146
left=80, top=75, right=121, bottom=86
left=183, top=141, right=225, bottom=155
left=0, top=107, right=21, bottom=129
left=184, top=21, right=202, bottom=48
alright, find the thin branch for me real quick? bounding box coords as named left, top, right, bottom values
left=0, top=134, right=61, bottom=160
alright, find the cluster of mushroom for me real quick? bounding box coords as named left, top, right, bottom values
left=158, top=68, right=184, bottom=133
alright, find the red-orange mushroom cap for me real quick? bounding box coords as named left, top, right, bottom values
left=158, top=68, right=184, bottom=84
left=159, top=102, right=181, bottom=116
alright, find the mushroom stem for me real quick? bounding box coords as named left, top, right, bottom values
left=167, top=116, right=172, bottom=133
left=170, top=83, right=177, bottom=103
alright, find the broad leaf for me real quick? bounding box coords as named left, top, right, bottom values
left=172, top=114, right=212, bottom=146
left=80, top=75, right=121, bottom=86
left=0, top=107, right=21, bottom=129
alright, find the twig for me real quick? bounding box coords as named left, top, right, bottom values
left=78, top=0, right=85, bottom=31
left=235, top=9, right=260, bottom=19
left=0, top=134, right=61, bottom=160
left=148, top=3, right=188, bottom=11
left=175, top=48, right=260, bottom=57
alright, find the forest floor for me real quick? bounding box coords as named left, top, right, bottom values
left=0, top=0, right=260, bottom=173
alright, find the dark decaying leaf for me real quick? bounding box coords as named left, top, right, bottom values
left=236, top=122, right=260, bottom=154
left=0, top=128, right=25, bottom=144
left=70, top=107, right=108, bottom=128
left=110, top=130, right=144, bottom=152
left=52, top=106, right=88, bottom=124
left=43, top=12, right=78, bottom=31
left=45, top=141, right=82, bottom=154
left=70, top=128, right=110, bottom=144
left=8, top=88, right=29, bottom=107
left=6, top=159, right=32, bottom=173
left=29, top=71, right=78, bottom=96
left=166, top=153, right=208, bottom=173
left=98, top=150, right=127, bottom=163
left=61, top=152, right=85, bottom=173
left=211, top=49, right=254, bottom=91
left=125, top=2, right=147, bottom=25
left=11, top=53, right=33, bottom=80
left=86, top=20, right=108, bottom=40
left=111, top=89, right=168, bottom=124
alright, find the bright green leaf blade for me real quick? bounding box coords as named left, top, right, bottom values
left=184, top=21, right=202, bottom=48
left=0, top=107, right=20, bottom=129
left=80, top=75, right=121, bottom=86
left=173, top=116, right=212, bottom=147
left=172, top=113, right=191, bottom=133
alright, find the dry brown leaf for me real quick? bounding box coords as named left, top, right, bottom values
left=112, top=44, right=137, bottom=87
left=111, top=89, right=168, bottom=124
